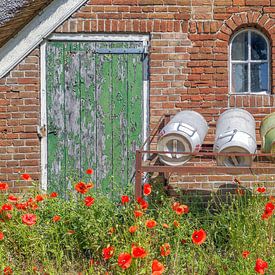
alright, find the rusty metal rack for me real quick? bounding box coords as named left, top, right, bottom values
left=135, top=115, right=275, bottom=198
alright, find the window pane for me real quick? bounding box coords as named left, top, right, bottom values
left=232, top=64, right=248, bottom=93
left=251, top=32, right=268, bottom=60
left=231, top=32, right=248, bottom=60
left=251, top=63, right=268, bottom=92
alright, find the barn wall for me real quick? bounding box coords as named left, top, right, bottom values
left=0, top=49, right=40, bottom=191
left=1, top=0, right=275, bottom=194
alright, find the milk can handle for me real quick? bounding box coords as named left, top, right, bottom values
left=218, top=129, right=237, bottom=141
left=177, top=123, right=196, bottom=137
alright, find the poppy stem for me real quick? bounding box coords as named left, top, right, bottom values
left=173, top=235, right=180, bottom=271
left=192, top=247, right=195, bottom=274
left=268, top=218, right=273, bottom=249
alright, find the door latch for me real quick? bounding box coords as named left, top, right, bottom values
left=37, top=125, right=47, bottom=139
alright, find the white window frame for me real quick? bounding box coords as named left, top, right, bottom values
left=229, top=28, right=270, bottom=94
left=40, top=33, right=150, bottom=191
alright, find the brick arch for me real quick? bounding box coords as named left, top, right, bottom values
left=217, top=12, right=275, bottom=42
left=216, top=11, right=275, bottom=95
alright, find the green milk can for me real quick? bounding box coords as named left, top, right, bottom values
left=260, top=112, right=275, bottom=159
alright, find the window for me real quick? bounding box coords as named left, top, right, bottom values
left=230, top=29, right=270, bottom=94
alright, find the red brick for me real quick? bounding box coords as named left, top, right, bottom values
left=214, top=0, right=233, bottom=5
left=246, top=0, right=270, bottom=5
left=89, top=0, right=111, bottom=4
left=226, top=18, right=237, bottom=30
left=258, top=14, right=270, bottom=26
left=233, top=0, right=245, bottom=5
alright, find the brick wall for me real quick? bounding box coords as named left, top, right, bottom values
left=1, top=0, right=275, bottom=194
left=0, top=49, right=40, bottom=192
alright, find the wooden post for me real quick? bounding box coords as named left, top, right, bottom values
left=163, top=114, right=171, bottom=181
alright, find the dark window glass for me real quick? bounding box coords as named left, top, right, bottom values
left=231, top=32, right=248, bottom=61
left=251, top=32, right=267, bottom=60
left=232, top=64, right=248, bottom=93
left=251, top=63, right=268, bottom=92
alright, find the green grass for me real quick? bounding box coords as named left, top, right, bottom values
left=0, top=181, right=274, bottom=274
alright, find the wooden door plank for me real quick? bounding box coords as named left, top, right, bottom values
left=111, top=43, right=129, bottom=193
left=64, top=42, right=81, bottom=190
left=79, top=42, right=97, bottom=183
left=127, top=53, right=143, bottom=184
left=95, top=42, right=113, bottom=193
left=46, top=42, right=66, bottom=194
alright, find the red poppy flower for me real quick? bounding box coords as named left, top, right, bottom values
left=265, top=202, right=274, bottom=213
left=102, top=246, right=115, bottom=260
left=21, top=173, right=31, bottom=181
left=254, top=258, right=268, bottom=274
left=192, top=229, right=207, bottom=245
left=152, top=259, right=165, bottom=275
left=257, top=187, right=266, bottom=193
left=131, top=244, right=147, bottom=258
left=261, top=211, right=273, bottom=220
left=242, top=250, right=250, bottom=258
left=173, top=220, right=180, bottom=228
left=121, top=195, right=130, bottom=204
left=50, top=192, right=58, bottom=198
left=0, top=182, right=9, bottom=191
left=262, top=202, right=274, bottom=220
left=145, top=219, right=157, bottom=228
left=4, top=213, right=12, bottom=220
left=162, top=223, right=169, bottom=229
left=87, top=182, right=94, bottom=189
left=0, top=232, right=4, bottom=240
left=118, top=253, right=132, bottom=269
left=15, top=203, right=27, bottom=210
left=137, top=197, right=148, bottom=210
left=175, top=205, right=189, bottom=215
left=8, top=195, right=18, bottom=203
left=160, top=243, right=171, bottom=257
left=22, top=213, right=37, bottom=226
left=35, top=195, right=44, bottom=202
left=86, top=168, right=94, bottom=175
left=84, top=196, right=95, bottom=207
left=129, top=225, right=137, bottom=233
left=182, top=204, right=189, bottom=214
left=134, top=210, right=143, bottom=218
left=75, top=182, right=88, bottom=194
left=172, top=202, right=180, bottom=211
left=1, top=204, right=13, bottom=211
left=3, top=266, right=12, bottom=275
left=52, top=215, right=61, bottom=222
left=26, top=198, right=38, bottom=211
left=143, top=183, right=152, bottom=196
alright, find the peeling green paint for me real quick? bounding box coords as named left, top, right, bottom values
left=46, top=41, right=145, bottom=197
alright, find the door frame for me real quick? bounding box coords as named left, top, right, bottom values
left=40, top=33, right=150, bottom=191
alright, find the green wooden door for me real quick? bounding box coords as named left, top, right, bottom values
left=46, top=41, right=146, bottom=197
